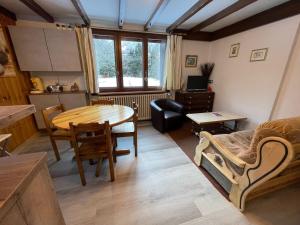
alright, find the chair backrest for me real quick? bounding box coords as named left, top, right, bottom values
left=91, top=99, right=114, bottom=105
left=42, top=104, right=65, bottom=133
left=69, top=121, right=112, bottom=156
left=132, top=102, right=138, bottom=122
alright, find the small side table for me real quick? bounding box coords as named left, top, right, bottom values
left=0, top=134, right=12, bottom=157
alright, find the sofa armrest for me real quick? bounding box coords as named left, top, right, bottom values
left=230, top=136, right=295, bottom=211
left=200, top=131, right=246, bottom=168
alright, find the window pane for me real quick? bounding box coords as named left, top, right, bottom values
left=93, top=38, right=117, bottom=88
left=148, top=41, right=166, bottom=87
left=121, top=40, right=143, bottom=87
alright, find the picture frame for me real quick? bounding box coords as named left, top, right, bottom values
left=250, top=48, right=268, bottom=62
left=229, top=43, right=240, bottom=58
left=185, top=55, right=198, bottom=67
left=0, top=26, right=16, bottom=77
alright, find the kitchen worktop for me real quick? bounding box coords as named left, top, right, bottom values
left=28, top=90, right=86, bottom=95
left=0, top=105, right=36, bottom=129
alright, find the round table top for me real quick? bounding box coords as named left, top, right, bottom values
left=52, top=105, right=134, bottom=130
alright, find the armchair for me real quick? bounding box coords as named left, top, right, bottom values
left=150, top=99, right=184, bottom=133
left=194, top=117, right=300, bottom=211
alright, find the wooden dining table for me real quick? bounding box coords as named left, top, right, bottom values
left=52, top=105, right=134, bottom=156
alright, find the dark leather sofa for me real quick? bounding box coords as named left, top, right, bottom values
left=150, top=99, right=184, bottom=133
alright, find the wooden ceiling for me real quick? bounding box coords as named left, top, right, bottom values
left=0, top=0, right=299, bottom=41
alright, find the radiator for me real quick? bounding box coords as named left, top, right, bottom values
left=94, top=92, right=169, bottom=120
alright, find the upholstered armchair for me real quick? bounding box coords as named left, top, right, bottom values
left=194, top=117, right=300, bottom=211
left=150, top=99, right=184, bottom=133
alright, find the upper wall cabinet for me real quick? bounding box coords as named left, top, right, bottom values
left=8, top=26, right=82, bottom=72
left=8, top=26, right=52, bottom=71
left=44, top=29, right=82, bottom=71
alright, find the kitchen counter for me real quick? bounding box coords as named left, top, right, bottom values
left=0, top=153, right=66, bottom=225
left=0, top=105, right=36, bottom=129
left=28, top=90, right=86, bottom=95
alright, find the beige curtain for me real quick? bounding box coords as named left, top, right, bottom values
left=75, top=27, right=98, bottom=93
left=163, top=35, right=183, bottom=90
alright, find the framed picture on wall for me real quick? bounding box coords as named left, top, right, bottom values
left=185, top=55, right=198, bottom=67
left=250, top=48, right=268, bottom=62
left=229, top=43, right=240, bottom=58
left=0, top=26, right=16, bottom=77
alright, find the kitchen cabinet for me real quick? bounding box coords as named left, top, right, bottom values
left=44, top=29, right=82, bottom=71
left=8, top=26, right=82, bottom=72
left=29, top=92, right=87, bottom=129
left=8, top=26, right=52, bottom=71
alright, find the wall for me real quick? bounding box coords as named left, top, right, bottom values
left=209, top=15, right=300, bottom=129
left=181, top=40, right=210, bottom=89
left=271, top=24, right=300, bottom=119
left=0, top=15, right=37, bottom=150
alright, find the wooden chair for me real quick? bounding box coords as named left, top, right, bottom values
left=91, top=99, right=114, bottom=105
left=42, top=104, right=71, bottom=161
left=112, top=102, right=138, bottom=160
left=69, top=121, right=115, bottom=185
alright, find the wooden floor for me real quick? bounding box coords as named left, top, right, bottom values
left=15, top=123, right=300, bottom=225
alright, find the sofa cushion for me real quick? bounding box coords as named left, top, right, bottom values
left=164, top=111, right=182, bottom=120
left=213, top=130, right=256, bottom=164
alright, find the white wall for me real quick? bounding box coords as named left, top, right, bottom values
left=209, top=15, right=300, bottom=129
left=181, top=40, right=210, bottom=89
left=271, top=24, right=300, bottom=119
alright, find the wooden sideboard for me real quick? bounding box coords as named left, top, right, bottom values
left=175, top=91, right=214, bottom=114
left=0, top=153, right=66, bottom=225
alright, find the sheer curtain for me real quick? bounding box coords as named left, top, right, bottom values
left=75, top=27, right=98, bottom=93
left=163, top=35, right=183, bottom=90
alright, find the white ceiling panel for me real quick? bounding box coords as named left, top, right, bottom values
left=155, top=0, right=199, bottom=26
left=178, top=0, right=238, bottom=29
left=203, top=0, right=290, bottom=32
left=35, top=0, right=81, bottom=23
left=0, top=0, right=43, bottom=21
left=80, top=0, right=118, bottom=24
left=125, top=0, right=161, bottom=24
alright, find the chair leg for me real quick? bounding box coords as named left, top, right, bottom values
left=50, top=137, right=61, bottom=161
left=113, top=138, right=117, bottom=163
left=134, top=132, right=138, bottom=157
left=95, top=157, right=103, bottom=177
left=76, top=157, right=86, bottom=186
left=108, top=153, right=115, bottom=182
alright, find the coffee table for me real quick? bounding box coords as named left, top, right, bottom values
left=186, top=112, right=247, bottom=134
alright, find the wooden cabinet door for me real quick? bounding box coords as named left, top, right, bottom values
left=58, top=93, right=87, bottom=110
left=44, top=29, right=82, bottom=71
left=8, top=26, right=52, bottom=71
left=29, top=95, right=60, bottom=129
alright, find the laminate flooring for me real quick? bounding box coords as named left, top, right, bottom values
left=14, top=123, right=300, bottom=225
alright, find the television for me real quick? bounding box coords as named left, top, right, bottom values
left=186, top=75, right=208, bottom=91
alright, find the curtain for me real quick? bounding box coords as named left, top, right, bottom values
left=75, top=27, right=98, bottom=93
left=163, top=35, right=183, bottom=91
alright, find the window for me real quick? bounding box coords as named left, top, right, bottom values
left=93, top=30, right=166, bottom=92
left=148, top=41, right=165, bottom=87
left=121, top=39, right=143, bottom=87
left=93, top=38, right=117, bottom=88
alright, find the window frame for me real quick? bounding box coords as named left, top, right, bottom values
left=92, top=29, right=167, bottom=93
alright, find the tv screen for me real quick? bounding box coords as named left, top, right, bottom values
left=186, top=76, right=208, bottom=91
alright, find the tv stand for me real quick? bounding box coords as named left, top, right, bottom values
left=175, top=91, right=214, bottom=114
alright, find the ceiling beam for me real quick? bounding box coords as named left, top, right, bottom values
left=211, top=0, right=300, bottom=40
left=70, top=0, right=90, bottom=26
left=0, top=5, right=16, bottom=21
left=19, top=0, right=54, bottom=23
left=189, top=0, right=257, bottom=33
left=118, top=0, right=126, bottom=29
left=166, top=0, right=212, bottom=33
left=144, top=0, right=170, bottom=31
